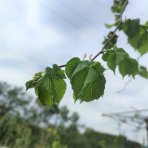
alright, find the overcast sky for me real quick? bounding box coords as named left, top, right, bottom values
left=0, top=0, right=148, bottom=144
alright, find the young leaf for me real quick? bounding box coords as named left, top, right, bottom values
left=102, top=48, right=128, bottom=72
left=26, top=65, right=67, bottom=106
left=37, top=74, right=54, bottom=105
left=65, top=59, right=106, bottom=102
left=138, top=66, right=148, bottom=79
left=122, top=19, right=148, bottom=55
left=105, top=23, right=115, bottom=29
left=92, top=62, right=105, bottom=74
left=79, top=67, right=106, bottom=102
left=65, top=57, right=81, bottom=79
left=119, top=57, right=138, bottom=78
left=25, top=72, right=44, bottom=90
left=102, top=32, right=118, bottom=49
left=37, top=74, right=66, bottom=105
left=46, top=65, right=66, bottom=79
left=26, top=80, right=34, bottom=90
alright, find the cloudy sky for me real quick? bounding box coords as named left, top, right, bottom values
left=0, top=0, right=148, bottom=144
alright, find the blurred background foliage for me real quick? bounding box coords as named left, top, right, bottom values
left=0, top=82, right=142, bottom=148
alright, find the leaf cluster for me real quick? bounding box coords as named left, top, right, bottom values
left=26, top=0, right=148, bottom=106
left=111, top=0, right=128, bottom=21
left=102, top=47, right=138, bottom=78
left=26, top=65, right=66, bottom=105
left=26, top=59, right=106, bottom=105
left=65, top=58, right=106, bottom=102
left=122, top=19, right=148, bottom=55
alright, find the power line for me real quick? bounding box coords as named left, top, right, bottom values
left=103, top=108, right=148, bottom=116
left=57, top=0, right=100, bottom=39
left=42, top=3, right=99, bottom=41
left=58, top=0, right=95, bottom=26
left=92, top=0, right=106, bottom=8
left=102, top=108, right=148, bottom=146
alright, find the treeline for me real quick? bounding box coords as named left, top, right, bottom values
left=0, top=82, right=141, bottom=148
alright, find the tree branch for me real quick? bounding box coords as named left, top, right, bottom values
left=92, top=0, right=128, bottom=61
left=59, top=0, right=128, bottom=68
left=59, top=64, right=66, bottom=68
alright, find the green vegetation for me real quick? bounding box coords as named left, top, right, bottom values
left=65, top=58, right=106, bottom=102
left=26, top=0, right=148, bottom=106
left=0, top=82, right=142, bottom=148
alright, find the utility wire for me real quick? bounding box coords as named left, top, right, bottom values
left=92, top=0, right=106, bottom=8
left=44, top=0, right=128, bottom=68
left=103, top=108, right=148, bottom=116
left=91, top=0, right=128, bottom=61
left=102, top=108, right=148, bottom=129
left=42, top=3, right=98, bottom=41
left=58, top=0, right=95, bottom=26
left=57, top=0, right=100, bottom=39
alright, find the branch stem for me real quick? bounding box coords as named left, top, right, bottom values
left=59, top=0, right=128, bottom=68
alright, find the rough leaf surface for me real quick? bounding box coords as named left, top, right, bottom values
left=122, top=19, right=148, bottom=55
left=26, top=65, right=66, bottom=106
left=65, top=58, right=106, bottom=102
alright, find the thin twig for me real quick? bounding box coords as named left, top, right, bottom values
left=59, top=0, right=128, bottom=68
left=59, top=64, right=66, bottom=68
left=92, top=0, right=128, bottom=61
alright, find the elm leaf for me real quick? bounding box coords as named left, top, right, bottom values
left=138, top=66, right=148, bottom=79
left=102, top=48, right=128, bottom=72
left=26, top=65, right=67, bottom=106
left=119, top=57, right=138, bottom=78
left=122, top=19, right=148, bottom=55
left=65, top=57, right=81, bottom=79
left=66, top=59, right=106, bottom=102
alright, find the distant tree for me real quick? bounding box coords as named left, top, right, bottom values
left=0, top=81, right=142, bottom=147
left=0, top=82, right=64, bottom=147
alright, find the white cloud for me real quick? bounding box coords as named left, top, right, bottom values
left=0, top=0, right=148, bottom=144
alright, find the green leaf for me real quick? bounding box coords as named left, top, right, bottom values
left=102, top=48, right=139, bottom=78
left=102, top=32, right=118, bottom=49
left=138, top=66, right=148, bottom=79
left=25, top=72, right=44, bottom=90
left=51, top=79, right=66, bottom=102
left=79, top=68, right=106, bottom=102
left=69, top=61, right=90, bottom=98
left=115, top=48, right=127, bottom=65
left=122, top=19, right=140, bottom=38
left=71, top=61, right=89, bottom=77
left=46, top=65, right=66, bottom=79
left=102, top=48, right=128, bottom=72
left=102, top=52, right=109, bottom=61
left=111, top=0, right=127, bottom=21
left=37, top=74, right=54, bottom=105
left=26, top=80, right=34, bottom=90
left=91, top=62, right=105, bottom=74
left=34, top=72, right=43, bottom=81
left=66, top=60, right=106, bottom=102
left=26, top=65, right=67, bottom=106
left=119, top=57, right=138, bottom=78
left=107, top=51, right=116, bottom=72
left=37, top=72, right=66, bottom=105
left=122, top=19, right=148, bottom=55
left=65, top=57, right=81, bottom=79
left=105, top=23, right=115, bottom=29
